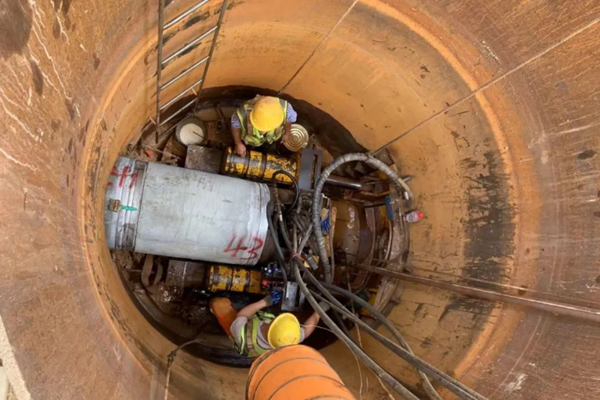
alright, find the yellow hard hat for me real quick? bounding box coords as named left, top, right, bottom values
left=267, top=313, right=301, bottom=348
left=249, top=96, right=285, bottom=132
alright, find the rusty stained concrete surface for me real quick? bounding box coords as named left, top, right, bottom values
left=0, top=0, right=599, bottom=399
left=0, top=0, right=172, bottom=398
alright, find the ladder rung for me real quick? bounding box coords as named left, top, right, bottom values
left=160, top=55, right=209, bottom=90
left=163, top=0, right=210, bottom=30
left=161, top=26, right=218, bottom=67
left=160, top=77, right=203, bottom=111
left=160, top=98, right=197, bottom=126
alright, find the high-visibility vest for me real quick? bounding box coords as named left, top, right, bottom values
left=236, top=99, right=288, bottom=147
left=236, top=311, right=276, bottom=357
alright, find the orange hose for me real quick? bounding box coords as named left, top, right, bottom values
left=209, top=297, right=237, bottom=337
left=247, top=345, right=356, bottom=400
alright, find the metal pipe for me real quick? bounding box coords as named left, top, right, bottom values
left=161, top=26, right=218, bottom=67
left=324, top=174, right=363, bottom=190
left=105, top=157, right=271, bottom=265
left=160, top=77, right=203, bottom=111
left=155, top=0, right=166, bottom=142
left=364, top=200, right=386, bottom=208
left=163, top=0, right=210, bottom=30
left=352, top=264, right=600, bottom=323
left=160, top=55, right=209, bottom=90
left=159, top=97, right=196, bottom=126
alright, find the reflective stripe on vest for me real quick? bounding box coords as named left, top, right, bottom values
left=237, top=99, right=288, bottom=146
left=236, top=311, right=276, bottom=357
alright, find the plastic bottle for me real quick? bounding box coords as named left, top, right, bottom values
left=405, top=211, right=424, bottom=223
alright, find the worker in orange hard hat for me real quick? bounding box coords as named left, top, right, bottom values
left=231, top=95, right=298, bottom=156
left=210, top=291, right=327, bottom=357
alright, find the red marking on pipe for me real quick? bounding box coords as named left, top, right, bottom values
left=224, top=235, right=264, bottom=260
left=224, top=235, right=248, bottom=258
left=242, top=237, right=264, bottom=260
left=109, top=166, right=138, bottom=188
left=118, top=166, right=131, bottom=188
left=129, top=172, right=138, bottom=189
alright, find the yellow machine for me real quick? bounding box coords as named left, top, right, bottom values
left=206, top=264, right=264, bottom=294
left=222, top=147, right=299, bottom=184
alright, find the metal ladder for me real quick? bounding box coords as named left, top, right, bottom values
left=155, top=0, right=229, bottom=135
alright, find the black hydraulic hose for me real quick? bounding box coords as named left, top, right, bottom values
left=277, top=214, right=293, bottom=255
left=292, top=215, right=311, bottom=237
left=331, top=308, right=352, bottom=338
left=328, top=201, right=335, bottom=277
left=290, top=256, right=420, bottom=400
left=271, top=171, right=295, bottom=251
left=296, top=262, right=488, bottom=400
left=272, top=170, right=299, bottom=215
left=312, top=153, right=413, bottom=283
left=320, top=282, right=442, bottom=400
left=292, top=215, right=318, bottom=255
left=279, top=211, right=313, bottom=256
left=266, top=202, right=288, bottom=286
left=292, top=214, right=314, bottom=254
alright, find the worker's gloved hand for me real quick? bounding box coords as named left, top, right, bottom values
left=318, top=301, right=331, bottom=313
left=264, top=290, right=283, bottom=306
left=320, top=208, right=331, bottom=233
left=235, top=142, right=247, bottom=157
left=321, top=215, right=331, bottom=234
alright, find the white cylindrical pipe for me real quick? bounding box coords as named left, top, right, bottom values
left=105, top=157, right=271, bottom=266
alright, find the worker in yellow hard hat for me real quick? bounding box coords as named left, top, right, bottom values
left=230, top=95, right=298, bottom=156
left=210, top=291, right=326, bottom=357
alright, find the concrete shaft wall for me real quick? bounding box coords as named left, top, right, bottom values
left=0, top=0, right=598, bottom=399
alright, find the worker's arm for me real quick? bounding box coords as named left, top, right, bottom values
left=302, top=311, right=321, bottom=339
left=236, top=290, right=282, bottom=319
left=282, top=102, right=297, bottom=144
left=302, top=301, right=331, bottom=339
left=236, top=298, right=268, bottom=319
left=231, top=126, right=246, bottom=156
